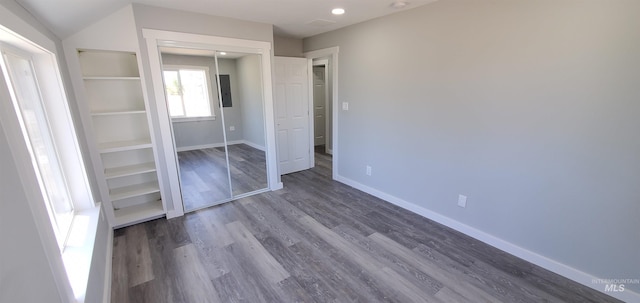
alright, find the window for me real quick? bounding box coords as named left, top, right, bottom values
left=163, top=66, right=215, bottom=119
left=1, top=47, right=74, bottom=249
left=1, top=20, right=98, bottom=302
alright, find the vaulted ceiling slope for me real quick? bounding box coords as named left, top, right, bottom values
left=15, top=0, right=439, bottom=39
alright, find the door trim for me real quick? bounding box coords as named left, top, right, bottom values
left=312, top=59, right=330, bottom=154
left=306, top=58, right=314, bottom=168
left=305, top=47, right=339, bottom=180
left=142, top=29, right=282, bottom=218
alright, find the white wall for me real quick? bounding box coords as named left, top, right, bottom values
left=305, top=0, right=640, bottom=295
left=0, top=121, right=63, bottom=303
left=274, top=35, right=303, bottom=57
left=237, top=54, right=266, bottom=149
left=132, top=4, right=273, bottom=44
left=83, top=205, right=110, bottom=303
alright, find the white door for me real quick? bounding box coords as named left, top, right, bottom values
left=274, top=57, right=310, bottom=175
left=313, top=66, right=326, bottom=146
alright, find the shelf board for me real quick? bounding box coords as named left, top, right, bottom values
left=104, top=162, right=156, bottom=179
left=113, top=200, right=164, bottom=228
left=109, top=181, right=160, bottom=201
left=91, top=110, right=146, bottom=116
left=83, top=76, right=140, bottom=80
left=98, top=139, right=152, bottom=153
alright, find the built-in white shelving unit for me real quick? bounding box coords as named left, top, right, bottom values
left=91, top=110, right=147, bottom=116
left=104, top=162, right=157, bottom=179
left=77, top=50, right=165, bottom=227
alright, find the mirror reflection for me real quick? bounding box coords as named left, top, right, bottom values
left=159, top=47, right=268, bottom=212
left=222, top=52, right=268, bottom=197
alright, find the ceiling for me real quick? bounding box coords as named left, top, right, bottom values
left=15, top=0, right=439, bottom=39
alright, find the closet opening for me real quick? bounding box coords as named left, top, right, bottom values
left=143, top=30, right=281, bottom=217
left=160, top=48, right=267, bottom=212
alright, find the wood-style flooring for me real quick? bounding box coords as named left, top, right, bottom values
left=112, top=151, right=621, bottom=303
left=178, top=144, right=268, bottom=211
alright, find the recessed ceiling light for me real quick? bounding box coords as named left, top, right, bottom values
left=219, top=52, right=227, bottom=55
left=331, top=8, right=345, bottom=15
left=390, top=1, right=409, bottom=9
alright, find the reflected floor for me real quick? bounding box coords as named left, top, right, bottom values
left=178, top=144, right=268, bottom=211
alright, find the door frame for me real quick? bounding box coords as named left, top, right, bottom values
left=312, top=59, right=330, bottom=154
left=305, top=47, right=339, bottom=180
left=143, top=29, right=282, bottom=218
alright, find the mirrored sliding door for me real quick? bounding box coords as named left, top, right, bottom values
left=220, top=52, right=268, bottom=197
left=158, top=47, right=269, bottom=212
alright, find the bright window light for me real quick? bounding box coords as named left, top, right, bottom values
left=1, top=47, right=75, bottom=249
left=332, top=8, right=345, bottom=15
left=163, top=66, right=214, bottom=119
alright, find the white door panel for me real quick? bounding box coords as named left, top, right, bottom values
left=275, top=84, right=287, bottom=119
left=313, top=66, right=326, bottom=145
left=275, top=57, right=310, bottom=175
left=289, top=84, right=304, bottom=117
left=277, top=129, right=290, bottom=162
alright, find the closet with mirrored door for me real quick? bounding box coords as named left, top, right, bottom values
left=147, top=33, right=279, bottom=214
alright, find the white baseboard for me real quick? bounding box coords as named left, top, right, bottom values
left=176, top=141, right=241, bottom=152
left=102, top=228, right=113, bottom=303
left=271, top=181, right=284, bottom=190
left=334, top=174, right=639, bottom=302
left=166, top=209, right=183, bottom=219
left=176, top=142, right=225, bottom=152
left=175, top=140, right=263, bottom=152
left=241, top=140, right=265, bottom=151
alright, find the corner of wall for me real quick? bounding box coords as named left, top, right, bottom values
left=273, top=35, right=304, bottom=57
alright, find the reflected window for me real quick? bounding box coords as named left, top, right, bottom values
left=163, top=66, right=214, bottom=118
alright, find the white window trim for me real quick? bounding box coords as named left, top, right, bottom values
left=162, top=64, right=216, bottom=121
left=0, top=19, right=98, bottom=303
left=0, top=44, right=77, bottom=249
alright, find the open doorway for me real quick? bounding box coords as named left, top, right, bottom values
left=306, top=47, right=339, bottom=180
left=312, top=59, right=332, bottom=155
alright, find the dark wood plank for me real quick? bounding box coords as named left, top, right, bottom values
left=110, top=236, right=129, bottom=303
left=225, top=220, right=290, bottom=284
left=223, top=243, right=283, bottom=303
left=125, top=221, right=186, bottom=303
left=236, top=196, right=303, bottom=247
left=165, top=216, right=191, bottom=247
left=368, top=232, right=497, bottom=302
left=111, top=151, right=623, bottom=303
left=125, top=224, right=154, bottom=287
left=258, top=236, right=338, bottom=303
left=173, top=244, right=221, bottom=303
left=210, top=272, right=245, bottom=303
left=332, top=224, right=443, bottom=295
left=298, top=215, right=441, bottom=303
